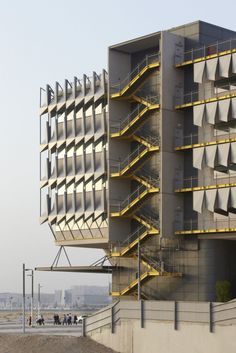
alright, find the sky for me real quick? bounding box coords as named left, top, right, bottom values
left=0, top=0, right=236, bottom=294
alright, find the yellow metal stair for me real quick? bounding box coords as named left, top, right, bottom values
left=111, top=228, right=157, bottom=257
left=110, top=185, right=159, bottom=217
left=111, top=262, right=182, bottom=297
left=133, top=214, right=158, bottom=232
left=111, top=53, right=160, bottom=99
left=110, top=103, right=159, bottom=138
left=111, top=271, right=158, bottom=296
left=111, top=145, right=159, bottom=178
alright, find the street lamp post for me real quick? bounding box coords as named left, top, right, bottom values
left=25, top=269, right=34, bottom=327
left=9, top=296, right=13, bottom=311
left=26, top=270, right=34, bottom=326
left=22, top=264, right=26, bottom=333
left=37, top=283, right=42, bottom=319
left=137, top=239, right=141, bottom=301
left=23, top=266, right=34, bottom=329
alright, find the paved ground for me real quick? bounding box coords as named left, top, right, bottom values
left=0, top=323, right=82, bottom=336
left=0, top=333, right=118, bottom=353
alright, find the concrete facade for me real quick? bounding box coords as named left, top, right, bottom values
left=40, top=21, right=236, bottom=302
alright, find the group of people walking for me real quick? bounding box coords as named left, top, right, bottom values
left=54, top=313, right=78, bottom=325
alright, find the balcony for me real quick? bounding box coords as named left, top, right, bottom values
left=175, top=130, right=236, bottom=150
left=175, top=217, right=236, bottom=235
left=175, top=81, right=236, bottom=109
left=176, top=37, right=236, bottom=67
left=175, top=174, right=236, bottom=192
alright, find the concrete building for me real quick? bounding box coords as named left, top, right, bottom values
left=39, top=20, right=236, bottom=303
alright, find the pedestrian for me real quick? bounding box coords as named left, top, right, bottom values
left=28, top=315, right=32, bottom=326
left=73, top=315, right=78, bottom=325
left=68, top=313, right=71, bottom=325
left=63, top=314, right=67, bottom=325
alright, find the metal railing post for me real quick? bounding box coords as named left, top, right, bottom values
left=111, top=305, right=115, bottom=334
left=140, top=300, right=144, bottom=328
left=209, top=302, right=213, bottom=333
left=174, top=301, right=178, bottom=330
left=82, top=317, right=86, bottom=337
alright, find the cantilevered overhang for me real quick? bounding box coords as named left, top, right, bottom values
left=35, top=266, right=114, bottom=274
left=54, top=238, right=109, bottom=249
left=109, top=31, right=161, bottom=53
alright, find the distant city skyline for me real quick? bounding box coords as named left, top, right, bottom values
left=0, top=284, right=110, bottom=310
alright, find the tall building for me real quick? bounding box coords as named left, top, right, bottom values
left=39, top=21, right=236, bottom=302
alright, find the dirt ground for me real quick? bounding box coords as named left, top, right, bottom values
left=0, top=334, right=119, bottom=353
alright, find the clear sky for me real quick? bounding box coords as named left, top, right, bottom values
left=0, top=0, right=236, bottom=294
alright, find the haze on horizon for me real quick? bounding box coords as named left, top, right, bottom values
left=0, top=0, right=235, bottom=294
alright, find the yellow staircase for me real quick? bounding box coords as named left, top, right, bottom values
left=111, top=255, right=182, bottom=297
left=111, top=227, right=158, bottom=257
left=110, top=143, right=159, bottom=178
left=110, top=184, right=159, bottom=217
left=111, top=271, right=158, bottom=297
left=110, top=101, right=160, bottom=138
left=109, top=52, right=165, bottom=298
left=110, top=53, right=160, bottom=99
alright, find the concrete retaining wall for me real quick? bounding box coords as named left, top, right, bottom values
left=84, top=299, right=236, bottom=353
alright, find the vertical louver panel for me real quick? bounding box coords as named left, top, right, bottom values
left=231, top=97, right=236, bottom=119
left=205, top=145, right=217, bottom=168
left=206, top=58, right=218, bottom=81
left=205, top=101, right=218, bottom=124
left=217, top=188, right=230, bottom=213
left=205, top=189, right=217, bottom=212
left=193, top=190, right=205, bottom=213
left=193, top=104, right=205, bottom=126
left=194, top=61, right=205, bottom=83
left=218, top=55, right=231, bottom=78
left=230, top=142, right=236, bottom=164
left=217, top=143, right=230, bottom=167
left=232, top=53, right=236, bottom=74
left=193, top=147, right=205, bottom=170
